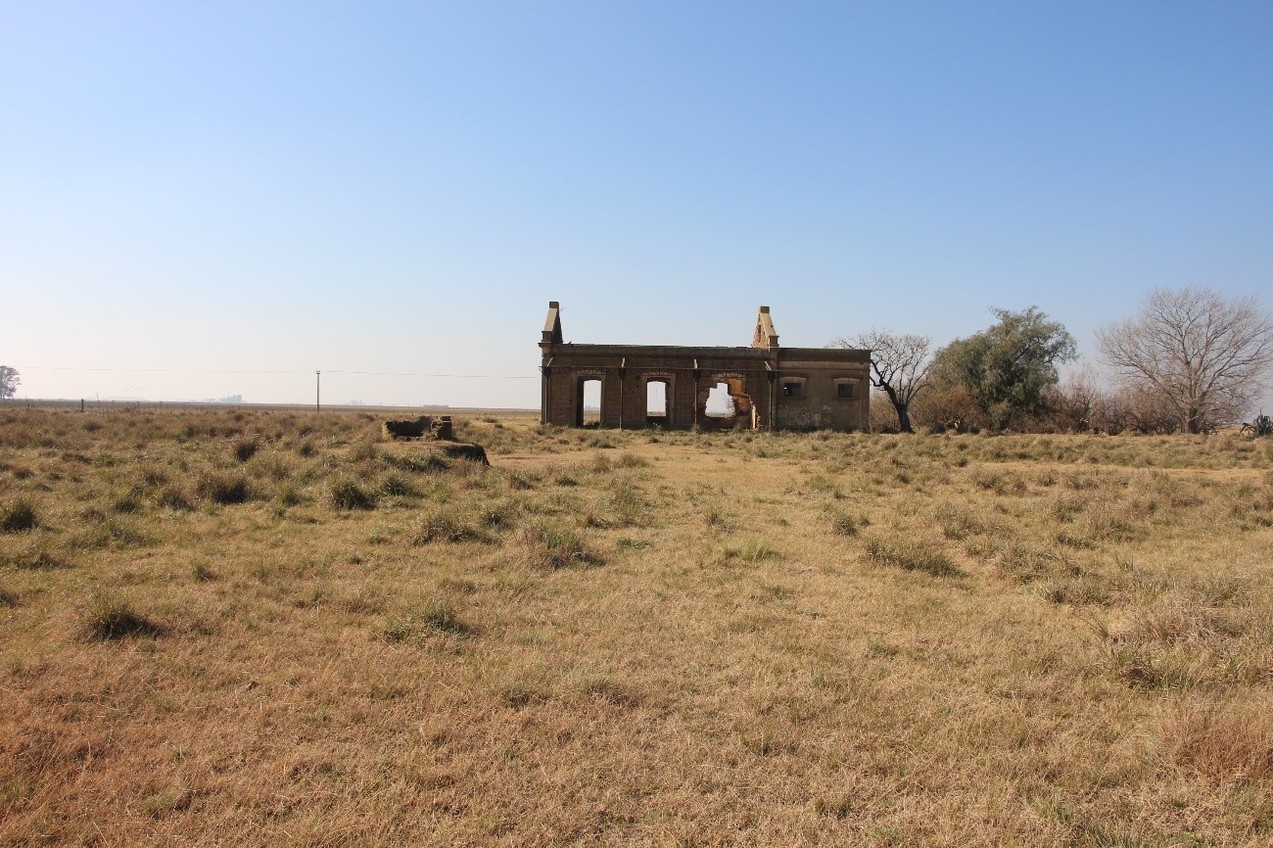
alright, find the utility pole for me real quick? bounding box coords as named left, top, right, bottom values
left=316, top=371, right=321, bottom=413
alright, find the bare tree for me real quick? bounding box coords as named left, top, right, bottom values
left=0, top=366, right=18, bottom=399
left=833, top=330, right=932, bottom=433
left=1047, top=366, right=1104, bottom=432
left=1097, top=287, right=1273, bottom=434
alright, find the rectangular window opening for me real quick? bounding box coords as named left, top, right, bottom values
left=646, top=380, right=669, bottom=424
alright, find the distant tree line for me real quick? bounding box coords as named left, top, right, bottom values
left=837, top=287, right=1273, bottom=435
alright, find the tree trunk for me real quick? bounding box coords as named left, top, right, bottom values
left=897, top=404, right=913, bottom=434
left=1187, top=405, right=1202, bottom=434
left=880, top=383, right=914, bottom=433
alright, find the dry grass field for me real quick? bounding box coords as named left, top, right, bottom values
left=2, top=407, right=1271, bottom=847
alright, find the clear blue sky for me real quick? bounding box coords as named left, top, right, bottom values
left=4, top=1, right=1271, bottom=408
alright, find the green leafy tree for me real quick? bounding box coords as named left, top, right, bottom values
left=0, top=366, right=18, bottom=399
left=930, top=307, right=1076, bottom=430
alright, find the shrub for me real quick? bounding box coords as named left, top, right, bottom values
left=0, top=498, right=38, bottom=532
left=864, top=537, right=961, bottom=577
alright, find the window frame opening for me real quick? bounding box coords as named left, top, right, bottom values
left=704, top=382, right=736, bottom=418
left=645, top=378, right=671, bottom=426
left=781, top=376, right=807, bottom=399
left=701, top=377, right=755, bottom=430
left=575, top=377, right=603, bottom=427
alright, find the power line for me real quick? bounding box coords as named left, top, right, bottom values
left=14, top=365, right=537, bottom=380
left=327, top=370, right=535, bottom=380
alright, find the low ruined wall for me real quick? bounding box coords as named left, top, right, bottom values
left=383, top=415, right=455, bottom=441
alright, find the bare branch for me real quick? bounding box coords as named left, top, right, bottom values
left=832, top=329, right=932, bottom=433
left=1097, top=287, right=1273, bottom=433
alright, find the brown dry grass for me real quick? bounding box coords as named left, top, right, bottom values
left=1, top=406, right=1271, bottom=846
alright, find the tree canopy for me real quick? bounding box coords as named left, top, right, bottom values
left=930, top=307, right=1076, bottom=430
left=834, top=330, right=932, bottom=433
left=1097, top=287, right=1273, bottom=433
left=0, top=366, right=19, bottom=399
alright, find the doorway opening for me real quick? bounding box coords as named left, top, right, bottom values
left=576, top=378, right=602, bottom=427
left=646, top=379, right=670, bottom=426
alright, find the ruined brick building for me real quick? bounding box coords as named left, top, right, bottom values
left=539, top=302, right=870, bottom=431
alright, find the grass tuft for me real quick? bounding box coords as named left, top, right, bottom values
left=384, top=600, right=472, bottom=642
left=723, top=539, right=779, bottom=564
left=329, top=478, right=377, bottom=511
left=195, top=471, right=252, bottom=505
left=520, top=524, right=596, bottom=569
left=828, top=508, right=868, bottom=537
left=82, top=592, right=166, bottom=641
left=232, top=438, right=260, bottom=462
left=385, top=452, right=451, bottom=474
left=0, top=497, right=38, bottom=532
left=379, top=473, right=418, bottom=498
left=412, top=507, right=491, bottom=544
left=1167, top=701, right=1273, bottom=782
left=864, top=537, right=961, bottom=577
left=275, top=482, right=305, bottom=508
